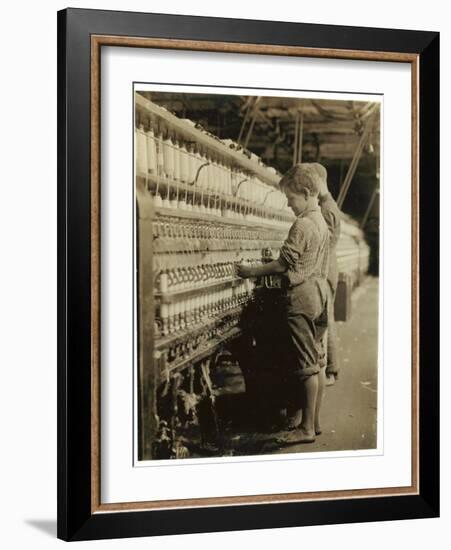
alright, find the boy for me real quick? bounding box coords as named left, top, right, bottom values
left=236, top=163, right=329, bottom=443
left=313, top=163, right=342, bottom=385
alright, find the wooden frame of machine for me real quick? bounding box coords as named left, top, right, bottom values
left=57, top=8, right=439, bottom=541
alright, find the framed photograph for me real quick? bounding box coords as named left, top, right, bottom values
left=57, top=8, right=439, bottom=541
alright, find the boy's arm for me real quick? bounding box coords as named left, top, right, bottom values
left=236, top=258, right=287, bottom=279
left=235, top=217, right=304, bottom=279
left=322, top=202, right=341, bottom=247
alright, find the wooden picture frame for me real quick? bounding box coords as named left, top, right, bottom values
left=57, top=7, right=439, bottom=541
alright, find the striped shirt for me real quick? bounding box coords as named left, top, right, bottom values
left=279, top=206, right=329, bottom=288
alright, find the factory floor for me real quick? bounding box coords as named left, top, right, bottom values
left=182, top=276, right=379, bottom=458
left=272, top=275, right=379, bottom=455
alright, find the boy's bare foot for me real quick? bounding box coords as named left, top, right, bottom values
left=285, top=408, right=303, bottom=430
left=276, top=427, right=316, bottom=445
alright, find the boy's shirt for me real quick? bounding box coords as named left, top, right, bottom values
left=278, top=205, right=329, bottom=320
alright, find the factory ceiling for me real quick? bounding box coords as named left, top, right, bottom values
left=141, top=92, right=380, bottom=174
left=139, top=91, right=380, bottom=226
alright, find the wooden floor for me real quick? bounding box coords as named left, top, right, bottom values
left=179, top=276, right=379, bottom=458
left=274, top=276, right=379, bottom=455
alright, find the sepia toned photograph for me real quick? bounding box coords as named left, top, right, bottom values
left=135, top=88, right=381, bottom=462
left=57, top=11, right=438, bottom=540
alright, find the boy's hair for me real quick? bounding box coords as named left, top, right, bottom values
left=312, top=162, right=327, bottom=182
left=279, top=163, right=321, bottom=197
left=311, top=162, right=329, bottom=196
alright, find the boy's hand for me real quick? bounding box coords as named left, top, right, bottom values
left=235, top=263, right=254, bottom=279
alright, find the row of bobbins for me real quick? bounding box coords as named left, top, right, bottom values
left=136, top=119, right=292, bottom=225
left=156, top=279, right=256, bottom=337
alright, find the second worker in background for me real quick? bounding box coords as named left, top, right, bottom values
left=314, top=163, right=342, bottom=386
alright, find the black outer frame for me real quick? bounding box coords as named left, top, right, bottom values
left=57, top=8, right=439, bottom=542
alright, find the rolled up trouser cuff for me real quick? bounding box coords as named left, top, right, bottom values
left=295, top=365, right=321, bottom=382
